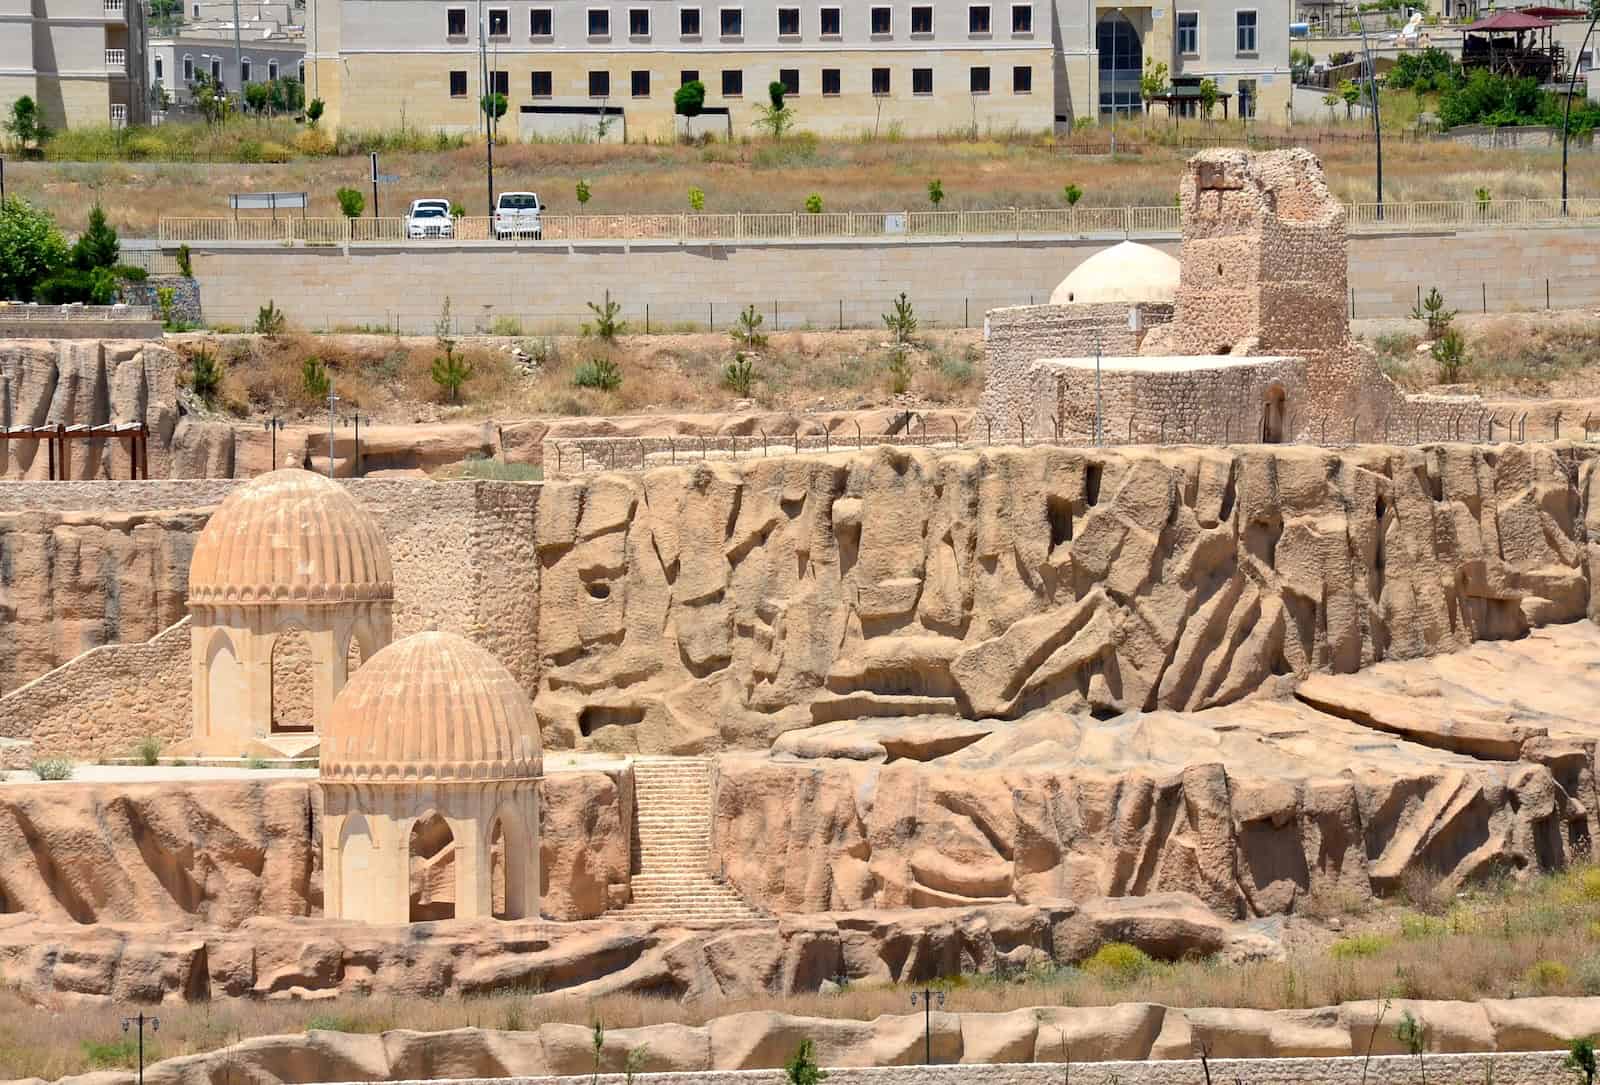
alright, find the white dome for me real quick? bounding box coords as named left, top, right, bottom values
left=1049, top=241, right=1180, bottom=306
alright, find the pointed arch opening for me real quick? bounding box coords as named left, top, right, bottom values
left=489, top=804, right=534, bottom=920
left=205, top=629, right=241, bottom=733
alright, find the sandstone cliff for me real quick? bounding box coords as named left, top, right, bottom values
left=536, top=442, right=1599, bottom=752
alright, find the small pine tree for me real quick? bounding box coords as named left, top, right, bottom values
left=1431, top=327, right=1469, bottom=383
left=336, top=187, right=365, bottom=219
left=1396, top=1010, right=1427, bottom=1085
left=784, top=1039, right=828, bottom=1085
left=576, top=179, right=592, bottom=207
left=255, top=299, right=287, bottom=335
left=723, top=351, right=756, bottom=396
left=431, top=341, right=474, bottom=403
left=730, top=303, right=768, bottom=351
left=927, top=178, right=945, bottom=207
left=1410, top=287, right=1457, bottom=339
left=883, top=292, right=918, bottom=344
left=189, top=347, right=223, bottom=403
left=71, top=204, right=120, bottom=271
left=585, top=290, right=626, bottom=340
left=301, top=355, right=330, bottom=399
left=1063, top=183, right=1084, bottom=207
left=176, top=243, right=193, bottom=277
left=1568, top=1037, right=1598, bottom=1085
left=306, top=98, right=325, bottom=126
left=590, top=1020, right=605, bottom=1085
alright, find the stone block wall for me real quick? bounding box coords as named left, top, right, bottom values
left=1030, top=355, right=1309, bottom=445
left=980, top=302, right=1173, bottom=440
left=121, top=275, right=203, bottom=327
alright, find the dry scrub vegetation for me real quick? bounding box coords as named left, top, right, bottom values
left=1367, top=311, right=1600, bottom=397
left=12, top=125, right=1599, bottom=234
left=8, top=862, right=1600, bottom=1078
left=175, top=329, right=984, bottom=423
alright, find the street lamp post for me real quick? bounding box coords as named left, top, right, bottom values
left=120, top=1011, right=160, bottom=1085
left=908, top=986, right=946, bottom=1064
left=1354, top=12, right=1384, bottom=218
left=325, top=384, right=340, bottom=479
left=263, top=415, right=283, bottom=468
left=1561, top=4, right=1600, bottom=215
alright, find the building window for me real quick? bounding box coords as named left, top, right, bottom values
left=297, top=59, right=304, bottom=80
left=821, top=67, right=840, bottom=95
left=1238, top=77, right=1256, bottom=118
left=1011, top=3, right=1031, bottom=32
left=210, top=57, right=221, bottom=82
left=871, top=66, right=890, bottom=95
left=1177, top=11, right=1198, bottom=54
left=240, top=57, right=251, bottom=82
left=629, top=7, right=649, bottom=34
left=1236, top=10, right=1257, bottom=53
left=447, top=7, right=466, bottom=35
left=110, top=102, right=126, bottom=126
left=720, top=7, right=742, bottom=35
left=913, top=67, right=933, bottom=94
left=589, top=70, right=611, bottom=96
left=532, top=70, right=552, bottom=96
left=492, top=69, right=509, bottom=95
left=681, top=68, right=699, bottom=84
left=722, top=68, right=743, bottom=95
left=870, top=6, right=891, bottom=33
left=779, top=67, right=799, bottom=94
left=450, top=70, right=468, bottom=96
left=191, top=3, right=198, bottom=15
left=1012, top=64, right=1031, bottom=92
left=969, top=4, right=990, bottom=33
left=588, top=8, right=610, bottom=35
left=487, top=7, right=509, bottom=37
left=183, top=54, right=193, bottom=81
left=778, top=6, right=800, bottom=35
left=970, top=65, right=990, bottom=93
left=1097, top=12, right=1142, bottom=115
left=819, top=6, right=840, bottom=34
left=910, top=5, right=932, bottom=33
left=680, top=7, right=701, bottom=35
left=154, top=56, right=163, bottom=80
left=631, top=69, right=650, bottom=96
left=268, top=59, right=278, bottom=79
left=531, top=8, right=552, bottom=35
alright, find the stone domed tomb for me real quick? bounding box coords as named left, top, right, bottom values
left=1047, top=240, right=1180, bottom=306
left=320, top=631, right=542, bottom=924
left=181, top=467, right=394, bottom=760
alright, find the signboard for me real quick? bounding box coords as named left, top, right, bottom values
left=884, top=213, right=907, bottom=235
left=228, top=192, right=309, bottom=210
left=374, top=174, right=401, bottom=183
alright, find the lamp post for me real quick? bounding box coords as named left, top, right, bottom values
left=263, top=415, right=283, bottom=468
left=1354, top=10, right=1384, bottom=218
left=1561, top=3, right=1600, bottom=216
left=325, top=384, right=339, bottom=479
left=120, top=1011, right=159, bottom=1085
left=908, top=986, right=946, bottom=1064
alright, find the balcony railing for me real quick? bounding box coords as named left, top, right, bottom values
left=155, top=198, right=1600, bottom=246
left=103, top=0, right=124, bottom=12
left=105, top=48, right=126, bottom=67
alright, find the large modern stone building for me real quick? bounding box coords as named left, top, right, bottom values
left=304, top=0, right=1291, bottom=137
left=0, top=0, right=149, bottom=129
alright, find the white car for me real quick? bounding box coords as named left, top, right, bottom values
left=494, top=191, right=543, bottom=240
left=406, top=198, right=454, bottom=239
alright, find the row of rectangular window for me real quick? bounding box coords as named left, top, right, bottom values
left=171, top=55, right=302, bottom=84
left=453, top=4, right=1034, bottom=40
left=451, top=65, right=1033, bottom=98
left=1173, top=10, right=1258, bottom=55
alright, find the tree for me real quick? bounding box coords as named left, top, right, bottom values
left=1431, top=327, right=1468, bottom=383
left=71, top=204, right=120, bottom=271
left=0, top=198, right=69, bottom=302
left=784, top=1039, right=828, bottom=1085
left=255, top=299, right=288, bottom=335
left=1198, top=78, right=1219, bottom=120
left=243, top=81, right=268, bottom=115
left=5, top=96, right=51, bottom=153
left=335, top=187, right=365, bottom=219
left=1339, top=78, right=1362, bottom=119
left=1063, top=183, right=1084, bottom=207
left=883, top=291, right=917, bottom=344
left=1411, top=286, right=1457, bottom=338
left=480, top=92, right=508, bottom=123
left=927, top=179, right=945, bottom=207
left=674, top=79, right=706, bottom=136
left=188, top=347, right=224, bottom=404
left=1140, top=57, right=1169, bottom=109
left=753, top=80, right=796, bottom=140
left=730, top=303, right=767, bottom=351
left=1395, top=1010, right=1427, bottom=1085
left=1290, top=48, right=1314, bottom=84
left=804, top=193, right=823, bottom=213
left=688, top=186, right=705, bottom=212
left=306, top=97, right=325, bottom=126
left=431, top=339, right=474, bottom=402
left=585, top=290, right=625, bottom=340
left=576, top=179, right=592, bottom=207
left=301, top=355, right=330, bottom=398
left=1568, top=1037, right=1598, bottom=1085
left=191, top=73, right=233, bottom=124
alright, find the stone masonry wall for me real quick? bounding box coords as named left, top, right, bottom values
left=979, top=302, right=1173, bottom=441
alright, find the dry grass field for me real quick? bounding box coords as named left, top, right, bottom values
left=11, top=119, right=1598, bottom=235
left=7, top=862, right=1600, bottom=1078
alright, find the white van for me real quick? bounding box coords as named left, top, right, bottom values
left=494, top=191, right=543, bottom=240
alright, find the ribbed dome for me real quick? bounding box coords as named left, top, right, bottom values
left=1049, top=241, right=1180, bottom=306
left=188, top=469, right=393, bottom=606
left=321, top=632, right=541, bottom=782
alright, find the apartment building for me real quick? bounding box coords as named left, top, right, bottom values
left=0, top=0, right=149, bottom=130
left=305, top=0, right=1288, bottom=137
left=147, top=20, right=305, bottom=109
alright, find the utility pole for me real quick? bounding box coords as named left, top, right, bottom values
left=1561, top=6, right=1599, bottom=215
left=1355, top=13, right=1383, bottom=219
left=480, top=12, right=495, bottom=213
left=231, top=0, right=243, bottom=95
left=370, top=151, right=379, bottom=219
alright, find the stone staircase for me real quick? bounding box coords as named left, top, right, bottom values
left=616, top=756, right=766, bottom=924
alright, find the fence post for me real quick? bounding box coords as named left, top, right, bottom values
left=1546, top=278, right=1550, bottom=310
left=839, top=299, right=843, bottom=331
left=1482, top=282, right=1487, bottom=313
left=645, top=303, right=650, bottom=335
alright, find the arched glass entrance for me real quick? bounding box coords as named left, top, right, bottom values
left=1097, top=12, right=1143, bottom=118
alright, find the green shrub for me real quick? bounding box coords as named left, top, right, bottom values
left=1081, top=942, right=1153, bottom=983
left=245, top=755, right=271, bottom=770
left=81, top=1038, right=141, bottom=1068
left=1527, top=959, right=1570, bottom=992
left=31, top=758, right=74, bottom=781
left=335, top=186, right=365, bottom=219
left=730, top=303, right=768, bottom=351
left=301, top=355, right=330, bottom=399
left=489, top=315, right=524, bottom=337
left=882, top=291, right=917, bottom=343
left=176, top=243, right=193, bottom=277
left=573, top=358, right=622, bottom=392
left=189, top=346, right=223, bottom=403
left=723, top=352, right=756, bottom=396
left=135, top=736, right=162, bottom=766
left=431, top=341, right=474, bottom=403
left=886, top=346, right=912, bottom=395
left=584, top=290, right=626, bottom=340
left=688, top=186, right=705, bottom=212
left=784, top=1038, right=828, bottom=1085
left=306, top=1014, right=352, bottom=1033
left=1063, top=183, right=1084, bottom=207
left=254, top=299, right=287, bottom=335
left=114, top=264, right=149, bottom=282
left=927, top=178, right=944, bottom=206
left=1432, top=328, right=1469, bottom=383
left=1330, top=933, right=1390, bottom=960
left=453, top=455, right=542, bottom=482
left=804, top=193, right=823, bottom=214
left=933, top=349, right=977, bottom=386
